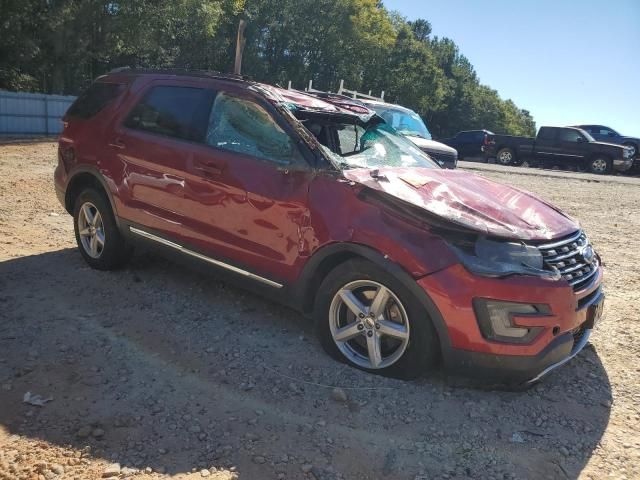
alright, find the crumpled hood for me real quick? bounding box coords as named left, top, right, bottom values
left=404, top=136, right=457, bottom=156
left=343, top=167, right=579, bottom=240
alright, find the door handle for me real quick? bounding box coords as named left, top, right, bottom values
left=108, top=138, right=126, bottom=149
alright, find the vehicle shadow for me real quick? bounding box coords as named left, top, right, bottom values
left=0, top=249, right=612, bottom=479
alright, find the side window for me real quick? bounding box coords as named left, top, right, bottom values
left=558, top=129, right=584, bottom=143
left=537, top=128, right=555, bottom=141
left=65, top=82, right=125, bottom=119
left=337, top=124, right=366, bottom=155
left=124, top=86, right=215, bottom=142
left=206, top=92, right=304, bottom=165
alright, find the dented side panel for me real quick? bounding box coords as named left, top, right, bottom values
left=303, top=174, right=459, bottom=278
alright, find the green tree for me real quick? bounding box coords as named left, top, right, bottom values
left=0, top=0, right=536, bottom=135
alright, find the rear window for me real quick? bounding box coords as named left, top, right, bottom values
left=124, top=86, right=215, bottom=142
left=65, top=82, right=124, bottom=119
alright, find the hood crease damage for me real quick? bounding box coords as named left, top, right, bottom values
left=344, top=167, right=579, bottom=241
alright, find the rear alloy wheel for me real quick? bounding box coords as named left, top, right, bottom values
left=315, top=259, right=439, bottom=379
left=588, top=157, right=611, bottom=174
left=77, top=202, right=105, bottom=259
left=496, top=148, right=515, bottom=166
left=73, top=188, right=131, bottom=270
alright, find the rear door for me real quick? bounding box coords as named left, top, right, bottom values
left=533, top=127, right=557, bottom=163
left=108, top=80, right=215, bottom=238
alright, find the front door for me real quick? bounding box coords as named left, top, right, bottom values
left=179, top=89, right=315, bottom=285
left=552, top=128, right=587, bottom=166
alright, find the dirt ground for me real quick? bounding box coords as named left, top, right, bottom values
left=0, top=142, right=638, bottom=480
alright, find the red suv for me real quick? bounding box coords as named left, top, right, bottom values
left=54, top=70, right=604, bottom=385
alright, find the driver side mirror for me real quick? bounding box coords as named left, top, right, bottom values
left=576, top=137, right=585, bottom=143
left=608, top=132, right=616, bottom=137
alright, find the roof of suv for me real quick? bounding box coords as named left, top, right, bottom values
left=100, top=68, right=375, bottom=119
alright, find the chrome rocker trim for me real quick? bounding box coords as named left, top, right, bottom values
left=129, top=226, right=283, bottom=289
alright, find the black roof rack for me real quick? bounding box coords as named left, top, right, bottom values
left=106, top=67, right=251, bottom=83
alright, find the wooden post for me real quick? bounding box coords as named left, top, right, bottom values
left=233, top=19, right=247, bottom=75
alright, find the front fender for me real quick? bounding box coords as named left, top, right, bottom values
left=293, top=241, right=452, bottom=354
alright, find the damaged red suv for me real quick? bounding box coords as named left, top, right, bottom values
left=55, top=70, right=604, bottom=385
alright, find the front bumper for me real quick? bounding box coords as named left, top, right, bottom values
left=417, top=263, right=603, bottom=384
left=613, top=158, right=634, bottom=171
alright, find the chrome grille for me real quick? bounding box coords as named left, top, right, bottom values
left=536, top=230, right=599, bottom=291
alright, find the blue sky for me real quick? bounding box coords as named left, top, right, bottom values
left=385, top=0, right=640, bottom=136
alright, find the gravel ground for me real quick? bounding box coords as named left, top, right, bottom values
left=0, top=142, right=638, bottom=480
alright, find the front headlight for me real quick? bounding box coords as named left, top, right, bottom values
left=451, top=237, right=561, bottom=281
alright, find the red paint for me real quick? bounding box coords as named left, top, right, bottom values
left=55, top=71, right=603, bottom=377
left=418, top=264, right=602, bottom=356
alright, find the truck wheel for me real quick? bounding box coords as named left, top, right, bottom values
left=623, top=142, right=637, bottom=158
left=588, top=157, right=611, bottom=174
left=496, top=148, right=515, bottom=166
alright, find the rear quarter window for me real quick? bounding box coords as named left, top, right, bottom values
left=65, top=82, right=125, bottom=119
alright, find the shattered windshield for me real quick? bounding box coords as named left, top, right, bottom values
left=318, top=122, right=440, bottom=170
left=369, top=105, right=432, bottom=140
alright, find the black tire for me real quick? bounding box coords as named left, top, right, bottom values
left=313, top=258, right=440, bottom=379
left=73, top=188, right=132, bottom=270
left=588, top=156, right=611, bottom=175
left=623, top=142, right=638, bottom=159
left=496, top=147, right=516, bottom=166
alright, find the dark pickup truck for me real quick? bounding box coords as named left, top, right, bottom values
left=486, top=126, right=635, bottom=174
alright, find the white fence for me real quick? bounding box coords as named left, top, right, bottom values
left=0, top=90, right=77, bottom=136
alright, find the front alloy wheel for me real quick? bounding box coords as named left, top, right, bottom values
left=329, top=280, right=410, bottom=370
left=314, top=259, right=439, bottom=379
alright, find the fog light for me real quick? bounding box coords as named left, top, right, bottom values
left=473, top=299, right=547, bottom=344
